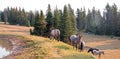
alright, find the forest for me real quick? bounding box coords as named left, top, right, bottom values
left=0, top=3, right=120, bottom=42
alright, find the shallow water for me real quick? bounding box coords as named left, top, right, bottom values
left=0, top=39, right=13, bottom=58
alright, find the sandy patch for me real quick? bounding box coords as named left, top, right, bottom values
left=85, top=40, right=115, bottom=47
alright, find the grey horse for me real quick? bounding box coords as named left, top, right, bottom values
left=50, top=29, right=60, bottom=41
left=69, top=34, right=82, bottom=50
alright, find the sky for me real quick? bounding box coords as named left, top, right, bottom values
left=0, top=0, right=120, bottom=13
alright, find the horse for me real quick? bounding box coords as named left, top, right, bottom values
left=93, top=50, right=104, bottom=58
left=88, top=48, right=99, bottom=54
left=69, top=34, right=82, bottom=50
left=50, top=29, right=60, bottom=41
left=78, top=40, right=85, bottom=52
left=88, top=48, right=104, bottom=58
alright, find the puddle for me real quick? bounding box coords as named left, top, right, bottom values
left=0, top=39, right=13, bottom=58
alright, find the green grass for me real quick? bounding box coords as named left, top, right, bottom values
left=55, top=45, right=70, bottom=50
left=58, top=54, right=94, bottom=59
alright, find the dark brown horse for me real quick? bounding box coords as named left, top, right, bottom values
left=50, top=29, right=60, bottom=41
left=78, top=40, right=85, bottom=52
left=69, top=34, right=82, bottom=50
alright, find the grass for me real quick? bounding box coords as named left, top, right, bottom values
left=58, top=54, right=94, bottom=59
left=0, top=34, right=92, bottom=59
left=55, top=45, right=70, bottom=50
left=0, top=24, right=102, bottom=59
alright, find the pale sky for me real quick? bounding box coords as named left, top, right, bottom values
left=0, top=0, right=120, bottom=13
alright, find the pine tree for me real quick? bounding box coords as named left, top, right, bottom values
left=68, top=4, right=77, bottom=33
left=76, top=8, right=86, bottom=32
left=0, top=12, right=1, bottom=22
left=39, top=10, right=47, bottom=36
left=53, top=7, right=61, bottom=29
left=86, top=9, right=92, bottom=32
left=3, top=9, right=8, bottom=24
left=45, top=4, right=54, bottom=36
left=27, top=11, right=35, bottom=26
left=62, top=5, right=73, bottom=42
left=33, top=11, right=40, bottom=35
left=0, top=16, right=1, bottom=22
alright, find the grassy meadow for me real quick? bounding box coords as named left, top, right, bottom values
left=0, top=24, right=120, bottom=59
left=0, top=24, right=93, bottom=59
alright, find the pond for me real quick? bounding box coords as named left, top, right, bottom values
left=0, top=39, right=13, bottom=58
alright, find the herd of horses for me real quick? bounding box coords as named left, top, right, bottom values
left=50, top=29, right=104, bottom=58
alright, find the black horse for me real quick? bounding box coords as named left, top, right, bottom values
left=50, top=29, right=60, bottom=41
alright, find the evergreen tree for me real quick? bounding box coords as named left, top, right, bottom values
left=76, top=8, right=86, bottom=32
left=86, top=8, right=103, bottom=34
left=68, top=4, right=77, bottom=33
left=104, top=3, right=118, bottom=35
left=39, top=10, right=47, bottom=36
left=33, top=11, right=40, bottom=35
left=53, top=7, right=61, bottom=29
left=62, top=5, right=73, bottom=42
left=86, top=9, right=92, bottom=32
left=116, top=11, right=120, bottom=36
left=0, top=11, right=1, bottom=21
left=33, top=10, right=46, bottom=36
left=3, top=9, right=8, bottom=24
left=1, top=12, right=4, bottom=22
left=27, top=11, right=35, bottom=26
left=45, top=4, right=54, bottom=36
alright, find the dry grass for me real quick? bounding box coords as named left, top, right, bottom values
left=0, top=24, right=91, bottom=59
left=0, top=24, right=33, bottom=35
left=0, top=24, right=120, bottom=59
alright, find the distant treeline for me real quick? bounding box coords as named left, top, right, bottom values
left=0, top=3, right=120, bottom=42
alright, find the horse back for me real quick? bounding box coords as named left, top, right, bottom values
left=51, top=29, right=60, bottom=36
left=70, top=35, right=77, bottom=41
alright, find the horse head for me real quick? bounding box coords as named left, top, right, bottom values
left=87, top=48, right=99, bottom=53
left=77, top=35, right=82, bottom=44
left=88, top=48, right=92, bottom=53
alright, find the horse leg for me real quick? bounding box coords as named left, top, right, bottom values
left=56, top=36, right=59, bottom=41
left=75, top=44, right=77, bottom=50
left=91, top=54, right=95, bottom=58
left=98, top=54, right=101, bottom=58
left=71, top=42, right=74, bottom=49
left=58, top=36, right=60, bottom=41
left=50, top=36, right=52, bottom=40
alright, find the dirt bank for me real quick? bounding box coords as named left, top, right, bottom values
left=0, top=35, right=27, bottom=59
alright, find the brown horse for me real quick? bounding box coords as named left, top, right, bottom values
left=78, top=40, right=85, bottom=52
left=50, top=29, right=60, bottom=41
left=69, top=34, right=82, bottom=50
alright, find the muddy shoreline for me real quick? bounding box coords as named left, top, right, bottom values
left=0, top=35, right=27, bottom=59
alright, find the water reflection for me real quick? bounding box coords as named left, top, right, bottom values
left=0, top=39, right=13, bottom=58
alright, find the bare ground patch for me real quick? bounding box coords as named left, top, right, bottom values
left=0, top=35, right=30, bottom=59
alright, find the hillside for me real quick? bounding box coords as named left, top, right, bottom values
left=0, top=24, right=92, bottom=59
left=0, top=24, right=120, bottom=59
